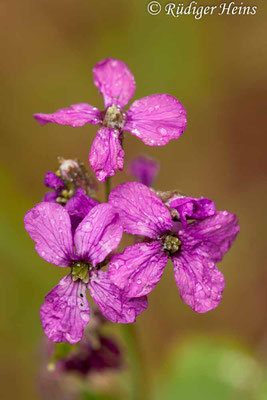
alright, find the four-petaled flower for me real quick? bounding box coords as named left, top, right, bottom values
left=108, top=182, right=239, bottom=313
left=34, top=58, right=187, bottom=182
left=24, top=202, right=147, bottom=344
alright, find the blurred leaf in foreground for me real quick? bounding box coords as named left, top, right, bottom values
left=82, top=390, right=118, bottom=400
left=153, top=337, right=267, bottom=400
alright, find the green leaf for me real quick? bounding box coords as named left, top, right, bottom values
left=81, top=390, right=119, bottom=400
left=153, top=337, right=266, bottom=400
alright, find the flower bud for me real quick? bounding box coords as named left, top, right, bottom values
left=57, top=157, right=97, bottom=196
left=58, top=158, right=80, bottom=181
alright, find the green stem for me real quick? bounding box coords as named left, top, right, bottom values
left=121, top=324, right=150, bottom=400
left=104, top=178, right=149, bottom=399
left=105, top=177, right=111, bottom=201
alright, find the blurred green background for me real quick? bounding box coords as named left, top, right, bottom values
left=1, top=0, right=267, bottom=399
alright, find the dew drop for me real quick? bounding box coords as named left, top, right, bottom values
left=160, top=127, right=167, bottom=136
left=81, top=312, right=90, bottom=322
left=208, top=261, right=213, bottom=269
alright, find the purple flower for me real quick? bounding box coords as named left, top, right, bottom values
left=45, top=171, right=65, bottom=192
left=108, top=182, right=239, bottom=313
left=62, top=335, right=122, bottom=376
left=24, top=202, right=147, bottom=344
left=168, top=195, right=216, bottom=227
left=34, top=58, right=187, bottom=182
left=44, top=158, right=97, bottom=201
left=43, top=171, right=65, bottom=202
left=129, top=155, right=160, bottom=187
left=43, top=158, right=99, bottom=230
left=44, top=171, right=97, bottom=231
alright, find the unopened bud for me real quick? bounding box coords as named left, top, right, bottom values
left=57, top=157, right=97, bottom=196
left=58, top=158, right=80, bottom=181
left=154, top=189, right=185, bottom=218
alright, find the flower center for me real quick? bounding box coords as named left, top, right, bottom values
left=103, top=104, right=125, bottom=130
left=162, top=234, right=181, bottom=255
left=71, top=261, right=92, bottom=284
left=56, top=186, right=74, bottom=204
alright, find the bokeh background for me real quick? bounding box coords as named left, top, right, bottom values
left=1, top=0, right=267, bottom=399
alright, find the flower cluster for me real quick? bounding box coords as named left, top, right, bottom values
left=43, top=157, right=98, bottom=231
left=25, top=58, right=239, bottom=346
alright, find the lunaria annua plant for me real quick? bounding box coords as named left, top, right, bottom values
left=25, top=58, right=239, bottom=377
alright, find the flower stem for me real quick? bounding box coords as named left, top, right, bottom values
left=105, top=177, right=111, bottom=201
left=104, top=178, right=149, bottom=398
left=121, top=324, right=150, bottom=400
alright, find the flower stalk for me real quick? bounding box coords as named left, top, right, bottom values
left=104, top=178, right=149, bottom=400
left=105, top=176, right=111, bottom=201
left=121, top=324, right=150, bottom=400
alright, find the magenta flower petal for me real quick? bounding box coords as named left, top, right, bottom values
left=44, top=171, right=65, bottom=190
left=88, top=271, right=147, bottom=323
left=34, top=103, right=101, bottom=128
left=109, top=242, right=168, bottom=298
left=124, top=94, right=187, bottom=146
left=109, top=182, right=173, bottom=238
left=74, top=203, right=123, bottom=267
left=180, top=211, right=239, bottom=263
left=65, top=189, right=98, bottom=219
left=40, top=275, right=90, bottom=344
left=169, top=196, right=216, bottom=227
left=43, top=191, right=58, bottom=202
left=24, top=203, right=74, bottom=266
left=89, top=127, right=124, bottom=182
left=172, top=251, right=225, bottom=313
left=93, top=58, right=136, bottom=109
left=129, top=155, right=160, bottom=187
